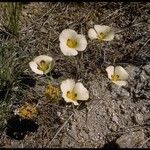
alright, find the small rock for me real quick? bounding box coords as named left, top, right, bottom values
left=115, top=34, right=123, bottom=40
left=112, top=114, right=119, bottom=124
left=57, top=111, right=61, bottom=117
left=28, top=14, right=32, bottom=18
left=127, top=66, right=140, bottom=80
left=140, top=70, right=149, bottom=81
left=116, top=131, right=145, bottom=148
left=111, top=86, right=130, bottom=98
left=33, top=9, right=38, bottom=14
left=12, top=86, right=19, bottom=91
left=22, top=11, right=28, bottom=17
left=109, top=123, right=117, bottom=132
left=120, top=104, right=125, bottom=109
left=134, top=113, right=143, bottom=124
left=40, top=27, right=48, bottom=34
left=121, top=88, right=130, bottom=97
left=87, top=20, right=94, bottom=26
left=143, top=64, right=150, bottom=74
left=141, top=107, right=147, bottom=113
left=120, top=109, right=126, bottom=114
left=80, top=130, right=89, bottom=140
left=146, top=141, right=150, bottom=148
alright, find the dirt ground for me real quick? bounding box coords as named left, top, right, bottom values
left=0, top=2, right=150, bottom=148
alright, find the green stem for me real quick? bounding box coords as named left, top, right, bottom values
left=45, top=73, right=54, bottom=84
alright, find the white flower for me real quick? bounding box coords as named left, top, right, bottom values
left=60, top=79, right=89, bottom=105
left=88, top=25, right=115, bottom=41
left=59, top=29, right=87, bottom=56
left=106, top=66, right=129, bottom=86
left=29, top=55, right=54, bottom=75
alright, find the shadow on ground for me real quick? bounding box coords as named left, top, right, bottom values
left=5, top=115, right=38, bottom=140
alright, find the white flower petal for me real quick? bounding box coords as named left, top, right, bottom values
left=60, top=79, right=75, bottom=94
left=30, top=55, right=54, bottom=74
left=94, top=25, right=111, bottom=34
left=72, top=101, right=79, bottom=105
left=103, top=30, right=115, bottom=41
left=115, top=66, right=129, bottom=80
left=29, top=61, right=44, bottom=75
left=88, top=28, right=97, bottom=40
left=59, top=29, right=77, bottom=43
left=62, top=92, right=79, bottom=105
left=34, top=55, right=53, bottom=64
left=47, top=59, right=55, bottom=73
left=106, top=66, right=114, bottom=79
left=113, top=81, right=127, bottom=86
left=75, top=34, right=87, bottom=51
left=60, top=42, right=78, bottom=56
left=74, top=83, right=89, bottom=100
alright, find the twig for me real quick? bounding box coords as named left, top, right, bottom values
left=108, top=123, right=150, bottom=136
left=139, top=38, right=150, bottom=52
left=116, top=22, right=144, bottom=34
left=100, top=5, right=129, bottom=23
left=26, top=3, right=59, bottom=30
left=45, top=104, right=81, bottom=147
left=101, top=9, right=120, bottom=22
left=139, top=137, right=150, bottom=148
left=48, top=103, right=73, bottom=111
left=45, top=113, right=73, bottom=147
left=0, top=28, right=12, bottom=36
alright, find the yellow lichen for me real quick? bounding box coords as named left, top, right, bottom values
left=45, top=84, right=60, bottom=102
left=15, top=103, right=37, bottom=119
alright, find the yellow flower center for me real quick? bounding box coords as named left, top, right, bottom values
left=67, top=39, right=77, bottom=48
left=97, top=32, right=106, bottom=41
left=111, top=74, right=120, bottom=81
left=66, top=90, right=77, bottom=101
left=37, top=60, right=49, bottom=72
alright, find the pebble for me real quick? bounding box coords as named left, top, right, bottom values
left=57, top=111, right=61, bottom=117
left=28, top=14, right=32, bottom=18
left=116, top=131, right=145, bottom=148
left=134, top=113, right=143, bottom=124
left=22, top=11, right=28, bottom=17
left=121, top=89, right=130, bottom=97
left=40, top=27, right=48, bottom=34
left=143, top=64, right=150, bottom=74
left=141, top=107, right=147, bottom=113
left=109, top=123, right=117, bottom=132
left=115, top=34, right=123, bottom=40
left=112, top=114, right=119, bottom=124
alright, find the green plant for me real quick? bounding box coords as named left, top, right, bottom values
left=0, top=42, right=28, bottom=101
left=2, top=2, right=23, bottom=36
